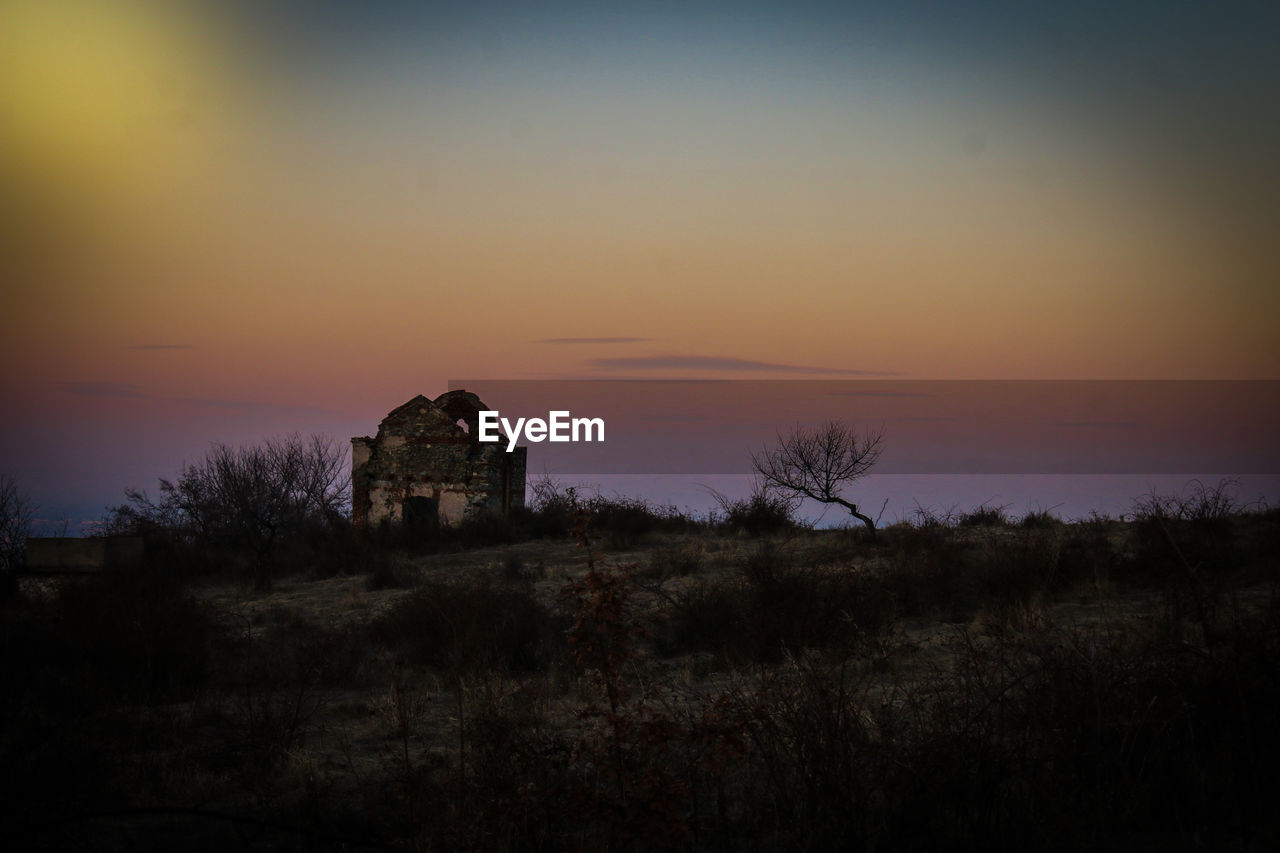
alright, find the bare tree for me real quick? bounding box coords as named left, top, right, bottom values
left=752, top=421, right=885, bottom=537
left=1, top=474, right=35, bottom=572
left=291, top=432, right=352, bottom=524
left=105, top=433, right=350, bottom=575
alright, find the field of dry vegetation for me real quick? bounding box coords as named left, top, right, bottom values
left=3, top=483, right=1279, bottom=851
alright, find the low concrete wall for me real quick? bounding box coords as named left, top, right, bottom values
left=23, top=537, right=145, bottom=573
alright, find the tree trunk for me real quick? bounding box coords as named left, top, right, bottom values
left=835, top=498, right=877, bottom=540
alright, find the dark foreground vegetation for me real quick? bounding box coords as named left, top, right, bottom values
left=3, top=480, right=1278, bottom=851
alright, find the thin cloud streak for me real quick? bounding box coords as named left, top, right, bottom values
left=828, top=390, right=933, bottom=398
left=537, top=337, right=652, bottom=344
left=590, top=355, right=901, bottom=376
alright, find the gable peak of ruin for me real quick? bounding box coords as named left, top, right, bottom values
left=352, top=389, right=525, bottom=530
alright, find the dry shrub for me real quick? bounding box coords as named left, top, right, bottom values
left=683, top=589, right=1280, bottom=850
left=658, top=541, right=895, bottom=663
left=642, top=540, right=706, bottom=580
left=958, top=502, right=1011, bottom=527
left=40, top=569, right=215, bottom=704
left=0, top=569, right=219, bottom=831
left=711, top=488, right=799, bottom=536
left=371, top=579, right=560, bottom=676
left=1130, top=479, right=1244, bottom=580
left=363, top=551, right=417, bottom=590
left=446, top=680, right=574, bottom=851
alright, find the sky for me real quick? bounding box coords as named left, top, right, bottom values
left=1, top=0, right=1278, bottom=528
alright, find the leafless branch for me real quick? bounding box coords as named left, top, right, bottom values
left=751, top=421, right=885, bottom=536
left=0, top=473, right=36, bottom=572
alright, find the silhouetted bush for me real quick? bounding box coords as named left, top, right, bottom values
left=688, top=582, right=1280, bottom=851
left=658, top=579, right=747, bottom=659
left=641, top=540, right=705, bottom=580
left=364, top=509, right=529, bottom=554
left=658, top=542, right=895, bottom=663
left=971, top=529, right=1065, bottom=610
left=1056, top=519, right=1120, bottom=589
left=448, top=686, right=574, bottom=850
left=511, top=504, right=572, bottom=539
left=371, top=579, right=560, bottom=675
left=103, top=434, right=350, bottom=587
left=1019, top=507, right=1061, bottom=528
left=236, top=609, right=367, bottom=689
left=1130, top=479, right=1244, bottom=580
left=525, top=477, right=705, bottom=545
left=8, top=487, right=1277, bottom=851
left=908, top=501, right=961, bottom=528
left=0, top=568, right=220, bottom=829
left=583, top=494, right=696, bottom=549
left=958, top=503, right=1011, bottom=527
left=43, top=569, right=214, bottom=703
left=214, top=610, right=364, bottom=783
left=0, top=473, right=34, bottom=573
left=879, top=525, right=971, bottom=618
left=714, top=489, right=799, bottom=536
left=364, top=551, right=418, bottom=590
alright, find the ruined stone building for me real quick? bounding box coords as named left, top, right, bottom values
left=351, top=390, right=526, bottom=530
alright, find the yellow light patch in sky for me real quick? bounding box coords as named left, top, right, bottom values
left=0, top=0, right=232, bottom=219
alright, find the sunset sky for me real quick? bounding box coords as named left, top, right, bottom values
left=2, top=0, right=1278, bottom=526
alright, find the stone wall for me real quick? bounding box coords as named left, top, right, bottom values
left=351, top=391, right=526, bottom=530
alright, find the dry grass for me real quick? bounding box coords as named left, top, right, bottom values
left=4, top=500, right=1279, bottom=851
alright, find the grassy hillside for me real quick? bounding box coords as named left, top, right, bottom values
left=4, top=490, right=1278, bottom=851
